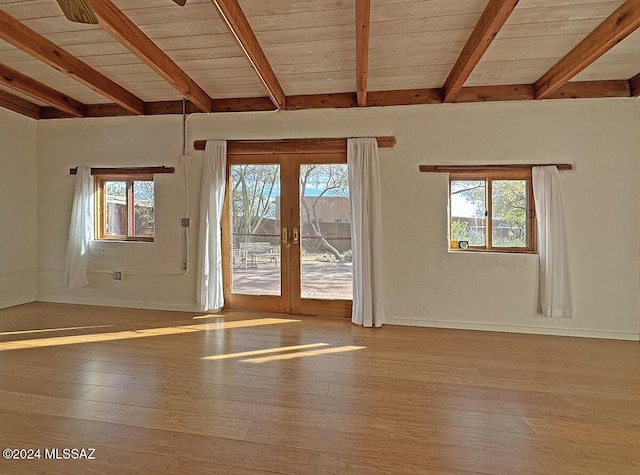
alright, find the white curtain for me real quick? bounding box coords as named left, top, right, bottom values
left=65, top=166, right=93, bottom=288
left=532, top=166, right=574, bottom=318
left=348, top=138, right=385, bottom=327
left=198, top=140, right=227, bottom=312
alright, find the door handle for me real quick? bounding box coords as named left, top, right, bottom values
left=292, top=228, right=299, bottom=245
left=282, top=227, right=288, bottom=245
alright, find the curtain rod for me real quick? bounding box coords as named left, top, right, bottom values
left=192, top=136, right=396, bottom=153
left=419, top=164, right=573, bottom=173
left=70, top=166, right=175, bottom=175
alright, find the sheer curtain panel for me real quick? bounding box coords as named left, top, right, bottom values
left=532, top=166, right=574, bottom=318
left=65, top=166, right=93, bottom=288
left=348, top=138, right=385, bottom=327
left=198, top=140, right=227, bottom=312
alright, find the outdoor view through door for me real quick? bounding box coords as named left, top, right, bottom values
left=230, top=163, right=282, bottom=296
left=299, top=164, right=352, bottom=300
left=226, top=154, right=353, bottom=317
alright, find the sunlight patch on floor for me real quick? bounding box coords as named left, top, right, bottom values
left=202, top=343, right=329, bottom=361
left=0, top=318, right=299, bottom=351
left=187, top=317, right=299, bottom=329
left=242, top=345, right=366, bottom=363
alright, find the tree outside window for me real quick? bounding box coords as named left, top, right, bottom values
left=450, top=172, right=535, bottom=253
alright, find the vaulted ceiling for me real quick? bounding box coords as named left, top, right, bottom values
left=1, top=0, right=639, bottom=120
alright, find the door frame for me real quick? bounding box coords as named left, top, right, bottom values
left=222, top=152, right=352, bottom=318
left=222, top=154, right=291, bottom=314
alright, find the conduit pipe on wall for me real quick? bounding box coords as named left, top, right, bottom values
left=56, top=99, right=282, bottom=280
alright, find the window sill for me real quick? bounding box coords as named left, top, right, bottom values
left=448, top=249, right=537, bottom=255
left=92, top=239, right=154, bottom=243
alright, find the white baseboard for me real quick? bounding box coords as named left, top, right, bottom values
left=0, top=269, right=37, bottom=276
left=0, top=295, right=37, bottom=310
left=385, top=317, right=640, bottom=341
left=17, top=296, right=640, bottom=341
left=36, top=294, right=200, bottom=313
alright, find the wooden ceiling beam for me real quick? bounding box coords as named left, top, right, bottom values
left=37, top=80, right=632, bottom=119
left=87, top=0, right=213, bottom=113
left=212, top=97, right=275, bottom=112
left=453, top=81, right=631, bottom=102
left=442, top=0, right=520, bottom=103
left=0, top=63, right=85, bottom=117
left=547, top=80, right=630, bottom=99
left=210, top=0, right=286, bottom=109
left=630, top=73, right=640, bottom=96
left=287, top=93, right=356, bottom=110
left=287, top=90, right=443, bottom=110
left=535, top=0, right=640, bottom=99
left=0, top=10, right=143, bottom=115
left=356, top=0, right=371, bottom=107
left=454, top=84, right=534, bottom=102
left=367, top=89, right=442, bottom=106
left=0, top=89, right=41, bottom=119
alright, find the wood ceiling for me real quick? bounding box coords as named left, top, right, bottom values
left=0, top=0, right=639, bottom=120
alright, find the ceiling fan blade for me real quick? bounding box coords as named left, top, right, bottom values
left=172, top=0, right=187, bottom=5
left=56, top=0, right=98, bottom=24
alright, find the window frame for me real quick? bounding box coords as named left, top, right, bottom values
left=94, top=174, right=155, bottom=242
left=449, top=170, right=536, bottom=254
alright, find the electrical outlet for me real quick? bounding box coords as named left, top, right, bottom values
left=181, top=218, right=190, bottom=227
left=112, top=271, right=122, bottom=280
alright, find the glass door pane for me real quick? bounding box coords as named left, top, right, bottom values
left=299, top=164, right=353, bottom=300
left=230, top=164, right=281, bottom=296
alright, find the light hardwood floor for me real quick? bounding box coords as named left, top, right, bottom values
left=0, top=302, right=638, bottom=474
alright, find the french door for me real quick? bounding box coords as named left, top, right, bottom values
left=222, top=153, right=353, bottom=317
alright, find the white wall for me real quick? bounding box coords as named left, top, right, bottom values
left=35, top=98, right=640, bottom=339
left=0, top=107, right=38, bottom=308
left=36, top=115, right=194, bottom=310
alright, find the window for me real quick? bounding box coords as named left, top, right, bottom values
left=95, top=176, right=155, bottom=241
left=449, top=171, right=535, bottom=253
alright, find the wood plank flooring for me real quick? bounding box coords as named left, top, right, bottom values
left=0, top=302, right=638, bottom=474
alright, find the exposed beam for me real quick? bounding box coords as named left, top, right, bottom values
left=0, top=9, right=143, bottom=115
left=453, top=81, right=632, bottom=102
left=210, top=0, right=286, bottom=109
left=631, top=73, right=640, bottom=96
left=87, top=0, right=212, bottom=113
left=213, top=96, right=274, bottom=112
left=37, top=80, right=632, bottom=120
left=367, top=89, right=442, bottom=106
left=454, top=84, right=534, bottom=102
left=356, top=0, right=371, bottom=107
left=287, top=93, right=356, bottom=110
left=547, top=80, right=630, bottom=99
left=193, top=137, right=396, bottom=153
left=42, top=103, right=128, bottom=119
left=442, top=0, right=520, bottom=103
left=0, top=63, right=85, bottom=117
left=535, top=0, right=640, bottom=99
left=0, top=89, right=41, bottom=119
